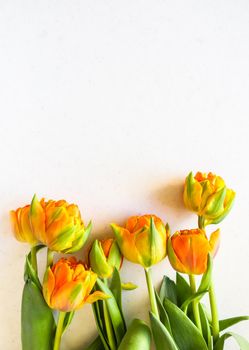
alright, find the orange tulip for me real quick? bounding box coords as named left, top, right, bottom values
left=168, top=228, right=220, bottom=275
left=29, top=194, right=91, bottom=253
left=10, top=204, right=37, bottom=245
left=111, top=215, right=168, bottom=268
left=43, top=257, right=107, bottom=312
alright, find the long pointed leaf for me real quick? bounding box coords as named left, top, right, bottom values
left=155, top=290, right=172, bottom=334
left=214, top=332, right=249, bottom=350
left=199, top=303, right=212, bottom=350
left=219, top=316, right=249, bottom=332
left=84, top=336, right=104, bottom=350
left=159, top=276, right=177, bottom=305
left=149, top=312, right=179, bottom=350
left=118, top=318, right=151, bottom=350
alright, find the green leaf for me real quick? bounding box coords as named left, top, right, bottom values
left=84, top=336, right=105, bottom=350
left=24, top=245, right=45, bottom=289
left=219, top=316, right=249, bottom=332
left=181, top=291, right=207, bottom=314
left=118, top=318, right=151, bottom=350
left=109, top=268, right=122, bottom=310
left=155, top=290, right=172, bottom=334
left=199, top=303, right=212, bottom=350
left=198, top=254, right=213, bottom=293
left=92, top=301, right=110, bottom=350
left=62, top=311, right=75, bottom=333
left=163, top=298, right=209, bottom=350
left=176, top=273, right=192, bottom=307
left=159, top=276, right=178, bottom=305
left=21, top=280, right=56, bottom=350
left=97, top=278, right=126, bottom=346
left=214, top=332, right=249, bottom=350
left=149, top=312, right=179, bottom=350
left=121, top=282, right=137, bottom=290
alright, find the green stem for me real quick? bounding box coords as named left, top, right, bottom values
left=189, top=275, right=202, bottom=333
left=103, top=278, right=116, bottom=350
left=53, top=311, right=66, bottom=350
left=209, top=281, right=219, bottom=344
left=198, top=215, right=220, bottom=344
left=47, top=248, right=54, bottom=267
left=30, top=245, right=38, bottom=273
left=144, top=268, right=159, bottom=319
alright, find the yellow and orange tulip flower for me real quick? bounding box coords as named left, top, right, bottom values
left=183, top=171, right=235, bottom=225
left=29, top=195, right=91, bottom=253
left=111, top=215, right=168, bottom=268
left=168, top=228, right=220, bottom=275
left=43, top=257, right=107, bottom=312
left=89, top=238, right=123, bottom=278
left=10, top=204, right=37, bottom=245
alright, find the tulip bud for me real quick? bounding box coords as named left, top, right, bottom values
left=43, top=257, right=108, bottom=312
left=168, top=228, right=220, bottom=275
left=10, top=205, right=37, bottom=245
left=183, top=172, right=235, bottom=226
left=89, top=238, right=123, bottom=278
left=29, top=194, right=91, bottom=253
left=111, top=215, right=168, bottom=268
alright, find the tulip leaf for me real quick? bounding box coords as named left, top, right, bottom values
left=181, top=290, right=208, bottom=314
left=159, top=276, right=178, bottom=305
left=214, top=332, right=249, bottom=350
left=97, top=278, right=126, bottom=346
left=199, top=303, right=212, bottom=350
left=198, top=254, right=213, bottom=293
left=121, top=282, right=137, bottom=290
left=219, top=316, right=249, bottom=332
left=155, top=290, right=172, bottom=334
left=24, top=254, right=42, bottom=290
left=163, top=298, right=209, bottom=350
left=22, top=280, right=56, bottom=350
left=149, top=312, right=179, bottom=350
left=176, top=273, right=192, bottom=307
left=109, top=269, right=126, bottom=329
left=92, top=301, right=110, bottom=350
left=118, top=318, right=151, bottom=350
left=62, top=311, right=75, bottom=333
left=84, top=336, right=104, bottom=350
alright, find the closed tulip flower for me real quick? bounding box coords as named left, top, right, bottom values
left=168, top=228, right=220, bottom=275
left=111, top=215, right=168, bottom=268
left=183, top=171, right=235, bottom=226
left=10, top=204, right=37, bottom=245
left=89, top=238, right=123, bottom=278
left=29, top=195, right=91, bottom=253
left=43, top=257, right=107, bottom=312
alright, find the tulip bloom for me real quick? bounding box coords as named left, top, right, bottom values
left=89, top=238, right=123, bottom=278
left=29, top=195, right=91, bottom=253
left=111, top=215, right=168, bottom=268
left=183, top=172, right=235, bottom=225
left=43, top=257, right=107, bottom=312
left=10, top=204, right=37, bottom=245
left=168, top=228, right=220, bottom=275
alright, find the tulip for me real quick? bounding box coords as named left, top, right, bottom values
left=183, top=172, right=235, bottom=226
left=89, top=238, right=123, bottom=278
left=111, top=215, right=168, bottom=268
left=10, top=205, right=37, bottom=245
left=29, top=194, right=91, bottom=253
left=168, top=228, right=220, bottom=275
left=43, top=257, right=107, bottom=312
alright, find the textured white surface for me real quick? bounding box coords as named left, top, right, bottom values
left=0, top=1, right=249, bottom=349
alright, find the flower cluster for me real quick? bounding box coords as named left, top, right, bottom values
left=10, top=172, right=248, bottom=350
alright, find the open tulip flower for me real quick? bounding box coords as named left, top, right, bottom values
left=184, top=171, right=235, bottom=226
left=111, top=214, right=168, bottom=268
left=10, top=204, right=38, bottom=245
left=168, top=228, right=220, bottom=275
left=30, top=194, right=92, bottom=253
left=89, top=238, right=123, bottom=278
left=43, top=257, right=107, bottom=312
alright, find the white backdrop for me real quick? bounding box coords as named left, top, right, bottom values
left=0, top=1, right=249, bottom=349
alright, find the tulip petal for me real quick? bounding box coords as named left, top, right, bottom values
left=86, top=291, right=109, bottom=304
left=30, top=194, right=46, bottom=243
left=209, top=229, right=220, bottom=257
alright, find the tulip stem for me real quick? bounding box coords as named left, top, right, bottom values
left=47, top=248, right=54, bottom=267
left=209, top=280, right=219, bottom=344
left=30, top=245, right=38, bottom=273
left=103, top=278, right=116, bottom=350
left=189, top=275, right=202, bottom=334
left=144, top=268, right=159, bottom=319
left=53, top=311, right=66, bottom=350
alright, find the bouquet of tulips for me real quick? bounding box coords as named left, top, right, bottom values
left=10, top=171, right=249, bottom=350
